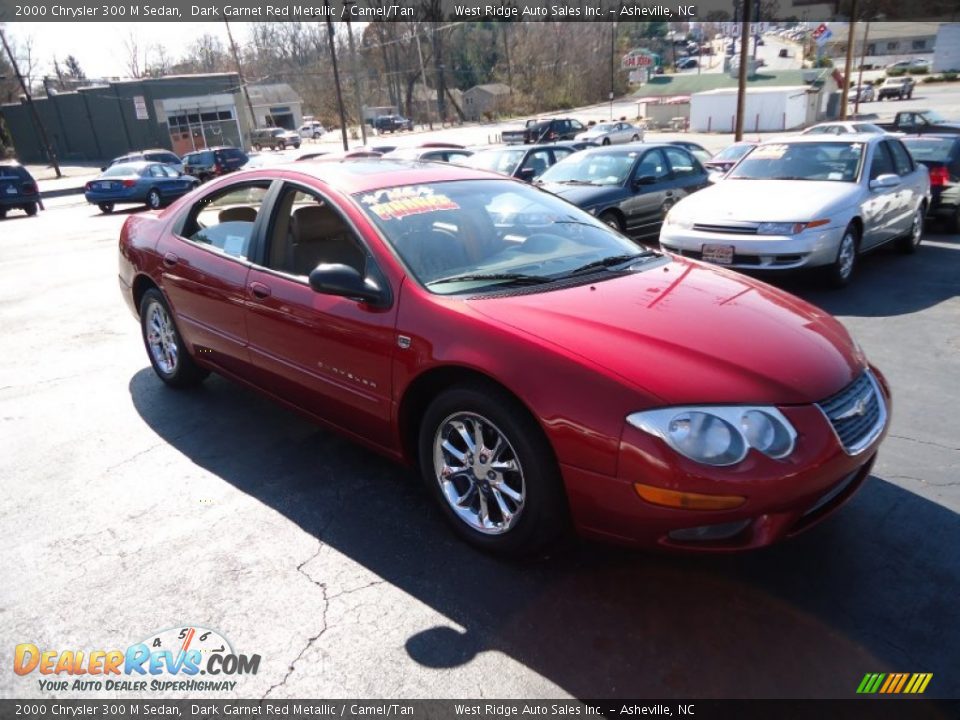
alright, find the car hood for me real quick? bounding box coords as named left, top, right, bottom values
left=673, top=179, right=861, bottom=221
left=540, top=182, right=626, bottom=208
left=467, top=259, right=863, bottom=406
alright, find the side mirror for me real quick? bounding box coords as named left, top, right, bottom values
left=869, top=173, right=901, bottom=190
left=308, top=263, right=389, bottom=307
left=517, top=167, right=537, bottom=182
left=632, top=175, right=656, bottom=189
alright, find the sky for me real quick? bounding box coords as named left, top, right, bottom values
left=6, top=22, right=256, bottom=79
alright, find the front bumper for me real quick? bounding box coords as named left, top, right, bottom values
left=660, top=224, right=845, bottom=271
left=562, top=375, right=891, bottom=551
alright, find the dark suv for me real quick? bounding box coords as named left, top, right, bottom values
left=0, top=162, right=41, bottom=219
left=502, top=118, right=586, bottom=144
left=374, top=115, right=414, bottom=133
left=182, top=147, right=248, bottom=182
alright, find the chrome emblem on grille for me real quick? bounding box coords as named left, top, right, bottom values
left=835, top=392, right=871, bottom=420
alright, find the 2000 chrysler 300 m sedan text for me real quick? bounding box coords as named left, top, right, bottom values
left=118, top=161, right=891, bottom=554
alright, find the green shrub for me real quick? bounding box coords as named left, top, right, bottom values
left=886, top=67, right=906, bottom=77
left=908, top=66, right=929, bottom=75
left=944, top=72, right=958, bottom=82
left=922, top=76, right=940, bottom=83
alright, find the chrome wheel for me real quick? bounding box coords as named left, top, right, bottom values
left=146, top=301, right=179, bottom=375
left=911, top=207, right=923, bottom=247
left=837, top=230, right=856, bottom=281
left=146, top=190, right=161, bottom=209
left=432, top=412, right=525, bottom=535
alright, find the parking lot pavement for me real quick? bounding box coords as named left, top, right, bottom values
left=1, top=201, right=958, bottom=700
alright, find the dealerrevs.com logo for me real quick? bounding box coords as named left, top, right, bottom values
left=14, top=626, right=261, bottom=692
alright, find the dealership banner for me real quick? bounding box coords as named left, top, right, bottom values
left=3, top=700, right=960, bottom=719
left=0, top=0, right=956, bottom=22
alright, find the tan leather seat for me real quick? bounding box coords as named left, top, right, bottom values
left=290, top=205, right=365, bottom=277
left=218, top=206, right=257, bottom=224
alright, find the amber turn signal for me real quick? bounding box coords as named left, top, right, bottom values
left=634, top=483, right=746, bottom=511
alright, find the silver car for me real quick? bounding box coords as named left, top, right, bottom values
left=575, top=121, right=644, bottom=145
left=659, top=134, right=931, bottom=287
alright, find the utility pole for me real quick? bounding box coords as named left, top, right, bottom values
left=734, top=0, right=753, bottom=140
left=415, top=34, right=433, bottom=131
left=839, top=0, right=859, bottom=120
left=343, top=2, right=367, bottom=145
left=325, top=11, right=350, bottom=150
left=224, top=20, right=257, bottom=146
left=0, top=27, right=61, bottom=177
left=609, top=22, right=617, bottom=120
left=854, top=19, right=871, bottom=116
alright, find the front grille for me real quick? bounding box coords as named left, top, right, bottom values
left=692, top=222, right=758, bottom=235
left=817, top=371, right=887, bottom=454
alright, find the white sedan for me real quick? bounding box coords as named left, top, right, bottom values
left=659, top=134, right=931, bottom=287
left=575, top=121, right=644, bottom=145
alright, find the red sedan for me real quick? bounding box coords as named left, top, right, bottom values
left=118, top=160, right=890, bottom=554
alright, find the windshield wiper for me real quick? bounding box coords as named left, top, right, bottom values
left=563, top=252, right=658, bottom=277
left=553, top=179, right=601, bottom=186
left=428, top=272, right=554, bottom=287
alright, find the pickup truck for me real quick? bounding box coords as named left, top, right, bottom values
left=877, top=110, right=960, bottom=135
left=501, top=117, right=586, bottom=144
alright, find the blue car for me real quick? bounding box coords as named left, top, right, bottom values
left=537, top=144, right=710, bottom=242
left=84, top=161, right=199, bottom=214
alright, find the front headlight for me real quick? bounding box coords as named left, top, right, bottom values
left=664, top=211, right=693, bottom=230
left=756, top=219, right=830, bottom=235
left=627, top=406, right=797, bottom=467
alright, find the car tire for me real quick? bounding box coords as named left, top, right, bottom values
left=418, top=382, right=569, bottom=556
left=897, top=205, right=924, bottom=254
left=313, top=132, right=321, bottom=139
left=602, top=138, right=611, bottom=145
left=293, top=143, right=301, bottom=150
left=253, top=143, right=263, bottom=151
left=98, top=203, right=114, bottom=214
left=139, top=289, right=209, bottom=389
left=599, top=210, right=625, bottom=232
left=146, top=189, right=162, bottom=210
left=0, top=208, right=7, bottom=219
left=824, top=222, right=860, bottom=288
left=24, top=202, right=38, bottom=216
left=631, top=134, right=640, bottom=141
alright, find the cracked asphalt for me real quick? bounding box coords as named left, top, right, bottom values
left=1, top=195, right=958, bottom=701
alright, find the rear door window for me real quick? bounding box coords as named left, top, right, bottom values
left=887, top=140, right=915, bottom=176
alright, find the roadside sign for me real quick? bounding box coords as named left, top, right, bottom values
left=812, top=23, right=833, bottom=46
left=621, top=49, right=656, bottom=70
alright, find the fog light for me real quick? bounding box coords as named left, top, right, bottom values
left=634, top=483, right=746, bottom=511
left=668, top=520, right=752, bottom=542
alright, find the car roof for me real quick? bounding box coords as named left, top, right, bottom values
left=226, top=159, right=509, bottom=194
left=900, top=133, right=959, bottom=142
left=760, top=133, right=884, bottom=144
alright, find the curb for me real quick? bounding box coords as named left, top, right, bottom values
left=41, top=186, right=85, bottom=199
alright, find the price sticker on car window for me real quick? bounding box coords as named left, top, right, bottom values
left=362, top=186, right=460, bottom=220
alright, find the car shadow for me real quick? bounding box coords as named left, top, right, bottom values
left=129, top=369, right=959, bottom=698
left=755, top=235, right=960, bottom=318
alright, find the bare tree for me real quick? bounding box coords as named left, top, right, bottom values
left=123, top=31, right=144, bottom=78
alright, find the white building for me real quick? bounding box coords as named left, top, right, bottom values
left=690, top=86, right=816, bottom=133
left=933, top=24, right=960, bottom=73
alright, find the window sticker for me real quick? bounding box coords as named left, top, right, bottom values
left=361, top=186, right=460, bottom=220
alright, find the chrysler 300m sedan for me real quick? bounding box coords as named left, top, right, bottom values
left=118, top=160, right=890, bottom=554
left=659, top=134, right=930, bottom=287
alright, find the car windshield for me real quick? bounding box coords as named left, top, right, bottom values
left=461, top=149, right=528, bottom=175
left=714, top=143, right=754, bottom=161
left=902, top=138, right=954, bottom=161
left=102, top=164, right=142, bottom=177
left=537, top=150, right=636, bottom=186
left=355, top=179, right=655, bottom=295
left=728, top=141, right=864, bottom=182
left=852, top=123, right=885, bottom=133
